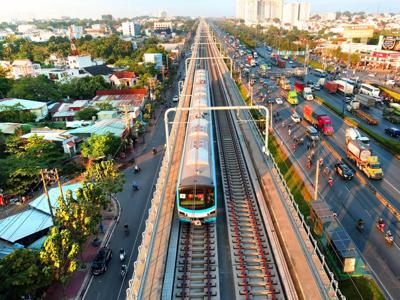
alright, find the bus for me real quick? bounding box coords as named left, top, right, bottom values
left=359, top=83, right=380, bottom=98
left=313, top=69, right=327, bottom=78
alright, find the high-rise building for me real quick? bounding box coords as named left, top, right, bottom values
left=122, top=21, right=141, bottom=37
left=282, top=2, right=310, bottom=26
left=236, top=0, right=283, bottom=24
left=101, top=14, right=113, bottom=21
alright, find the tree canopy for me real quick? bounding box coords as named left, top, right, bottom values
left=58, top=75, right=111, bottom=100
left=80, top=133, right=121, bottom=160
left=74, top=107, right=98, bottom=121
left=7, top=75, right=61, bottom=101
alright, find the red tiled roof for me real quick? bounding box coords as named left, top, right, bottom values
left=96, top=88, right=148, bottom=96
left=111, top=71, right=137, bottom=79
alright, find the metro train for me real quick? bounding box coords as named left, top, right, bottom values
left=176, top=69, right=217, bottom=224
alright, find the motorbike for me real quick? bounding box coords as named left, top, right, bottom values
left=152, top=148, right=157, bottom=155
left=124, top=225, right=129, bottom=236
left=328, top=178, right=334, bottom=187
left=119, top=249, right=126, bottom=262
left=121, top=265, right=127, bottom=277
left=376, top=222, right=385, bottom=233
left=133, top=166, right=141, bottom=174
left=356, top=222, right=364, bottom=233
left=385, top=234, right=394, bottom=246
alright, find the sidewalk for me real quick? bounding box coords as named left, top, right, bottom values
left=44, top=198, right=119, bottom=300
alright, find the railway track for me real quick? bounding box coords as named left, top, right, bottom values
left=173, top=223, right=219, bottom=299
left=207, top=37, right=285, bottom=299
left=171, top=25, right=220, bottom=300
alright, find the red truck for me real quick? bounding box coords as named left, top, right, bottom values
left=303, top=105, right=334, bottom=135
left=294, top=82, right=305, bottom=93
left=324, top=81, right=338, bottom=93
left=277, top=59, right=286, bottom=68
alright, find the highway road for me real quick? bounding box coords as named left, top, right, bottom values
left=216, top=27, right=400, bottom=298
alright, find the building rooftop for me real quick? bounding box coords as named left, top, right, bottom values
left=111, top=70, right=136, bottom=79
left=68, top=118, right=128, bottom=137
left=0, top=122, right=24, bottom=134
left=0, top=98, right=47, bottom=110
left=21, top=128, right=74, bottom=142
left=83, top=64, right=113, bottom=76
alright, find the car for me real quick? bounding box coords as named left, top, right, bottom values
left=291, top=112, right=301, bottom=123
left=334, top=162, right=355, bottom=180
left=368, top=73, right=376, bottom=77
left=275, top=97, right=283, bottom=104
left=313, top=84, right=321, bottom=91
left=305, top=126, right=319, bottom=141
left=172, top=95, right=179, bottom=102
left=385, top=127, right=400, bottom=138
left=345, top=96, right=352, bottom=103
left=386, top=79, right=396, bottom=86
left=91, top=247, right=112, bottom=275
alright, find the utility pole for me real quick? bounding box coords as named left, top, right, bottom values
left=304, top=43, right=309, bottom=76
left=40, top=169, right=55, bottom=222
left=314, top=157, right=321, bottom=201
left=54, top=169, right=64, bottom=202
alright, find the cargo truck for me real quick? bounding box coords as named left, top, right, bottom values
left=294, top=81, right=305, bottom=93
left=346, top=99, right=379, bottom=125
left=281, top=90, right=298, bottom=105
left=354, top=94, right=375, bottom=108
left=303, top=87, right=314, bottom=101
left=335, top=80, right=354, bottom=95
left=383, top=107, right=400, bottom=124
left=346, top=140, right=383, bottom=179
left=324, top=81, right=338, bottom=93
left=277, top=59, right=286, bottom=68
left=303, top=105, right=334, bottom=135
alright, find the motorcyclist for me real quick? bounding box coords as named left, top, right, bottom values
left=121, top=264, right=127, bottom=276
left=134, top=165, right=140, bottom=173
left=328, top=177, right=334, bottom=187
left=356, top=218, right=364, bottom=229
left=377, top=218, right=385, bottom=232
left=132, top=180, right=139, bottom=190
left=386, top=230, right=393, bottom=238
left=119, top=248, right=126, bottom=261
left=152, top=147, right=157, bottom=155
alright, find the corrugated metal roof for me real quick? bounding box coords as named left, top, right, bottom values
left=68, top=118, right=127, bottom=137
left=0, top=122, right=24, bottom=134
left=0, top=209, right=52, bottom=243
left=29, top=182, right=82, bottom=215
left=0, top=98, right=46, bottom=110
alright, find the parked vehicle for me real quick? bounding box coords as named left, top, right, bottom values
left=303, top=105, right=334, bottom=135
left=346, top=99, right=379, bottom=125
left=334, top=161, right=355, bottom=180
left=346, top=140, right=383, bottom=179
left=294, top=81, right=305, bottom=93
left=385, top=127, right=400, bottom=138
left=303, top=87, right=314, bottom=101
left=91, top=247, right=112, bottom=275
left=335, top=80, right=354, bottom=95
left=324, top=81, right=338, bottom=93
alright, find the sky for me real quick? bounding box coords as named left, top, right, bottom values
left=1, top=0, right=399, bottom=21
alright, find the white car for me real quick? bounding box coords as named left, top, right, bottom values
left=275, top=97, right=283, bottom=104
left=172, top=95, right=179, bottom=102
left=368, top=73, right=376, bottom=77
left=291, top=112, right=301, bottom=123
left=386, top=79, right=396, bottom=86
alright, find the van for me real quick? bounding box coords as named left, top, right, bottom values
left=306, top=126, right=319, bottom=141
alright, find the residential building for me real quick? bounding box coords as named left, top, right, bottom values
left=154, top=22, right=173, bottom=34
left=68, top=25, right=83, bottom=39
left=83, top=64, right=114, bottom=81
left=282, top=2, right=310, bottom=27
left=40, top=68, right=81, bottom=82
left=109, top=71, right=138, bottom=87
left=21, top=128, right=77, bottom=156
left=67, top=55, right=94, bottom=69
left=122, top=21, right=141, bottom=37
left=0, top=123, right=24, bottom=135
left=11, top=59, right=41, bottom=79
left=144, top=53, right=163, bottom=69
left=259, top=0, right=283, bottom=22
left=68, top=118, right=130, bottom=139
left=236, top=0, right=283, bottom=24
left=0, top=98, right=48, bottom=121
left=236, top=0, right=246, bottom=20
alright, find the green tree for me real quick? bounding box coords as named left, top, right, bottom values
left=84, top=160, right=125, bottom=201
left=0, top=77, right=12, bottom=98
left=0, top=104, right=36, bottom=123
left=80, top=133, right=121, bottom=161
left=0, top=249, right=51, bottom=299
left=7, top=75, right=61, bottom=101
left=75, top=107, right=98, bottom=121
left=58, top=76, right=111, bottom=100
left=95, top=101, right=114, bottom=111
left=40, top=227, right=80, bottom=284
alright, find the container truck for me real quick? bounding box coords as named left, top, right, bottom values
left=335, top=80, right=354, bottom=95
left=277, top=59, right=286, bottom=68
left=346, top=100, right=379, bottom=125
left=294, top=82, right=305, bottom=93
left=281, top=90, right=298, bottom=105
left=303, top=105, right=334, bottom=135
left=303, top=87, right=314, bottom=101
left=383, top=107, right=400, bottom=124
left=354, top=94, right=375, bottom=108
left=324, top=81, right=338, bottom=93
left=346, top=140, right=383, bottom=179
left=345, top=128, right=370, bottom=147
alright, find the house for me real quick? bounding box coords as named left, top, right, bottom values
left=109, top=71, right=137, bottom=87
left=69, top=100, right=90, bottom=111
left=93, top=88, right=148, bottom=114
left=97, top=110, right=118, bottom=120
left=0, top=122, right=25, bottom=134
left=68, top=117, right=130, bottom=138
left=51, top=100, right=90, bottom=121
left=83, top=64, right=114, bottom=81
left=11, top=59, right=41, bottom=79
left=68, top=55, right=94, bottom=69
left=40, top=68, right=82, bottom=82
left=21, top=127, right=77, bottom=156
left=0, top=183, right=81, bottom=250
left=0, top=98, right=48, bottom=121
left=144, top=53, right=163, bottom=69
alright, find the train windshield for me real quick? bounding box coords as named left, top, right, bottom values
left=179, top=187, right=214, bottom=210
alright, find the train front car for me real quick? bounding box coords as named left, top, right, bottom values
left=176, top=69, right=216, bottom=225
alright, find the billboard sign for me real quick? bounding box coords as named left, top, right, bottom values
left=342, top=25, right=374, bottom=39
left=381, top=36, right=400, bottom=52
